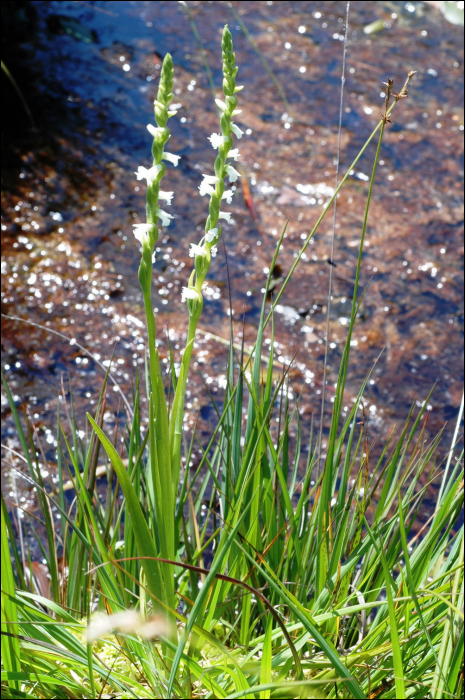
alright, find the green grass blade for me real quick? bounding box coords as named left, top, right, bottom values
left=1, top=494, right=22, bottom=694
left=259, top=618, right=273, bottom=699
left=86, top=413, right=166, bottom=612
left=364, top=517, right=406, bottom=698
left=166, top=500, right=253, bottom=697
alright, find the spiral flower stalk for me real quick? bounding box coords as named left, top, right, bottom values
left=134, top=53, right=179, bottom=292
left=181, top=24, right=243, bottom=320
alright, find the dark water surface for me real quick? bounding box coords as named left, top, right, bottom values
left=2, top=1, right=463, bottom=517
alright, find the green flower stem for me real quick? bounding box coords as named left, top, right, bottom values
left=170, top=315, right=198, bottom=490
left=142, top=282, right=159, bottom=399
left=135, top=53, right=178, bottom=645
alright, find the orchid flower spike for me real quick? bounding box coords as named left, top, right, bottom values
left=182, top=25, right=244, bottom=322
left=136, top=50, right=177, bottom=295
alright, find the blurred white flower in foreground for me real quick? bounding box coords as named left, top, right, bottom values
left=87, top=610, right=170, bottom=642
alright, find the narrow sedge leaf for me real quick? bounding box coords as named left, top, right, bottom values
left=364, top=518, right=406, bottom=698
left=86, top=413, right=166, bottom=609
left=259, top=618, right=273, bottom=699
left=1, top=495, right=22, bottom=694
left=166, top=500, right=253, bottom=697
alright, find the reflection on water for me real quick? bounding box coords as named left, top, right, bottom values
left=1, top=1, right=463, bottom=518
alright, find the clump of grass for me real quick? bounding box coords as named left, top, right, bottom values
left=1, top=24, right=463, bottom=700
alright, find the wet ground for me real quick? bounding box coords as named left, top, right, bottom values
left=1, top=1, right=463, bottom=518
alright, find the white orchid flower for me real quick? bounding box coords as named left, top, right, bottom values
left=134, top=165, right=163, bottom=185
left=215, top=99, right=227, bottom=112
left=208, top=133, right=225, bottom=149
left=226, top=165, right=240, bottom=182
left=156, top=208, right=173, bottom=227
left=227, top=148, right=240, bottom=161
left=181, top=287, right=201, bottom=302
left=210, top=246, right=218, bottom=257
left=133, top=223, right=152, bottom=246
left=147, top=123, right=164, bottom=138
left=189, top=243, right=208, bottom=258
left=162, top=152, right=180, bottom=166
left=158, top=191, right=174, bottom=205
left=199, top=174, right=220, bottom=197
left=205, top=228, right=219, bottom=242
left=199, top=181, right=214, bottom=197
left=222, top=190, right=234, bottom=204
left=202, top=174, right=220, bottom=185
left=230, top=123, right=244, bottom=139
left=218, top=212, right=232, bottom=223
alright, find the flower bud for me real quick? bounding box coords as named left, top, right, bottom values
left=223, top=76, right=235, bottom=96
left=154, top=100, right=169, bottom=127
left=214, top=155, right=224, bottom=179
left=146, top=185, right=160, bottom=218
left=220, top=113, right=230, bottom=134
left=138, top=257, right=150, bottom=289
left=205, top=227, right=220, bottom=243
left=189, top=244, right=210, bottom=283
left=226, top=95, right=238, bottom=112
left=209, top=191, right=220, bottom=221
